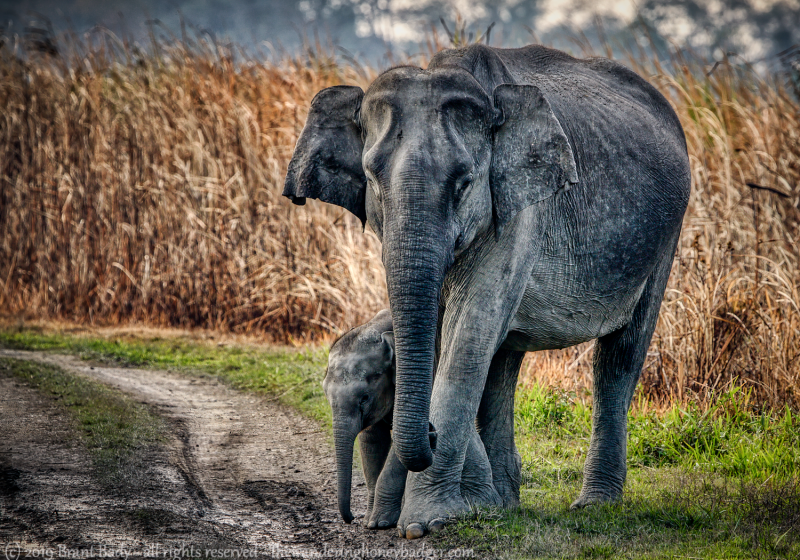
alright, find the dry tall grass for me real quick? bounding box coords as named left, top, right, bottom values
left=1, top=26, right=798, bottom=409
left=0, top=28, right=385, bottom=340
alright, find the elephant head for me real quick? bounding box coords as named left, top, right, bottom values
left=323, top=310, right=395, bottom=523
left=286, top=66, right=578, bottom=473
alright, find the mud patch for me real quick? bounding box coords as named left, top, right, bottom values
left=0, top=467, right=21, bottom=498
left=243, top=479, right=311, bottom=513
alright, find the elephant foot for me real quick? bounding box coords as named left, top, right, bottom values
left=461, top=429, right=504, bottom=509
left=460, top=460, right=503, bottom=511
left=486, top=450, right=522, bottom=508
left=573, top=452, right=626, bottom=509
left=366, top=500, right=401, bottom=530
left=461, top=480, right=502, bottom=510
left=397, top=477, right=468, bottom=540
left=570, top=489, right=621, bottom=510
left=493, top=481, right=520, bottom=508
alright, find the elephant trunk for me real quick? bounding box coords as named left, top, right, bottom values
left=333, top=417, right=361, bottom=523
left=384, top=222, right=452, bottom=473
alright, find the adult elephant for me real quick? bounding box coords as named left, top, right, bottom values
left=284, top=44, right=690, bottom=539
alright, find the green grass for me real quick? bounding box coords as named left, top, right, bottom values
left=0, top=357, right=165, bottom=488
left=2, top=326, right=798, bottom=558
left=434, top=478, right=800, bottom=559
left=431, top=386, right=800, bottom=559
left=515, top=384, right=800, bottom=483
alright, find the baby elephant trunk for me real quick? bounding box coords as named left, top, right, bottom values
left=333, top=417, right=361, bottom=523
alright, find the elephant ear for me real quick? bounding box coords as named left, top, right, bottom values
left=491, top=84, right=579, bottom=237
left=380, top=332, right=394, bottom=361
left=283, top=85, right=367, bottom=225
left=380, top=332, right=395, bottom=383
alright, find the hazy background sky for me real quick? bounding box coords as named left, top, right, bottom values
left=1, top=0, right=798, bottom=66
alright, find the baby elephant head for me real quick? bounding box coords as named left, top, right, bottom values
left=323, top=310, right=395, bottom=523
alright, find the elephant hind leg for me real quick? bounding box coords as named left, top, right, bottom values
left=477, top=347, right=526, bottom=508
left=572, top=236, right=679, bottom=509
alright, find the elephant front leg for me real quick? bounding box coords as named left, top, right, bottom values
left=358, top=421, right=392, bottom=521
left=398, top=309, right=517, bottom=538
left=478, top=347, right=526, bottom=507
left=396, top=211, right=541, bottom=538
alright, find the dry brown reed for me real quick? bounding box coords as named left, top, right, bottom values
left=0, top=28, right=385, bottom=341
left=1, top=25, right=798, bottom=409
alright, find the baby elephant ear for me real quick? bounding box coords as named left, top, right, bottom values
left=380, top=331, right=395, bottom=384
left=490, top=84, right=579, bottom=237
left=283, top=86, right=367, bottom=225
left=380, top=332, right=395, bottom=364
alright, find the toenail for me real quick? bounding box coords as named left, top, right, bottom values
left=405, top=523, right=424, bottom=539
left=428, top=518, right=446, bottom=533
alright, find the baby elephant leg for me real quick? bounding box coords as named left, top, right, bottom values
left=359, top=422, right=392, bottom=521
left=367, top=444, right=407, bottom=530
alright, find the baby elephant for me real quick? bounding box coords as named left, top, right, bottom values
left=324, top=310, right=499, bottom=530
left=323, top=309, right=407, bottom=528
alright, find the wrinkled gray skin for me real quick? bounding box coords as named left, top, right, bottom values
left=285, top=44, right=691, bottom=539
left=325, top=309, right=499, bottom=531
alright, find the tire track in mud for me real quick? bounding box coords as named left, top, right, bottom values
left=0, top=350, right=435, bottom=558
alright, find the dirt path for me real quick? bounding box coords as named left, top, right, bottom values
left=0, top=350, right=444, bottom=559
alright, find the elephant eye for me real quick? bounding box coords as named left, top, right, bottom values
left=455, top=173, right=474, bottom=198
left=359, top=394, right=370, bottom=406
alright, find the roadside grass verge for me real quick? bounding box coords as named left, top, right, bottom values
left=0, top=326, right=331, bottom=427
left=2, top=327, right=798, bottom=557
left=516, top=385, right=800, bottom=483
left=0, top=357, right=165, bottom=490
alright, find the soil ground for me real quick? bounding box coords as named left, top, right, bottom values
left=0, top=350, right=446, bottom=559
